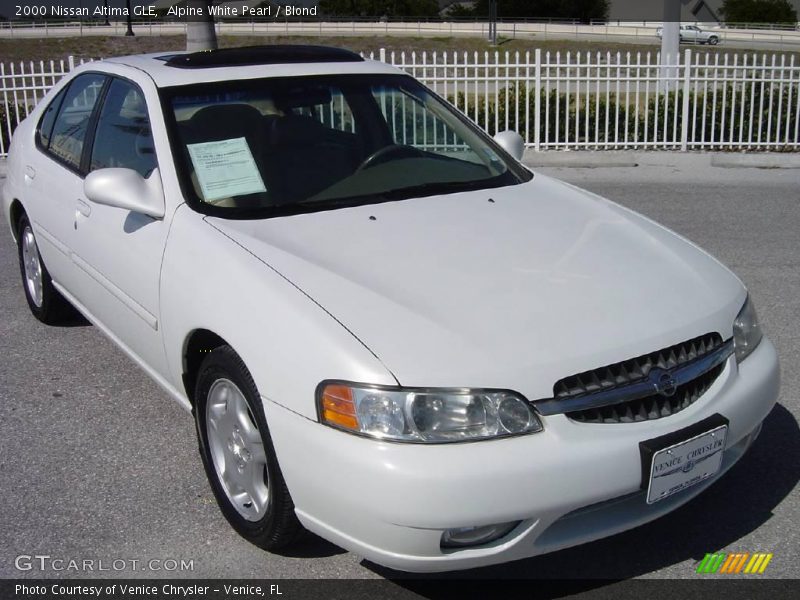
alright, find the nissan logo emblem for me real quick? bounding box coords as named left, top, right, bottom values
left=650, top=369, right=678, bottom=397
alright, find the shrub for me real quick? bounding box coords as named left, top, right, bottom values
left=0, top=103, right=28, bottom=154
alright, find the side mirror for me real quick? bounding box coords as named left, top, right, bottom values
left=84, top=168, right=165, bottom=219
left=493, top=130, right=525, bottom=162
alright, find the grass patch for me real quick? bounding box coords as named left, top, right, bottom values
left=1, top=34, right=798, bottom=65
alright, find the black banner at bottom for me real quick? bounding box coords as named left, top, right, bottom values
left=2, top=578, right=799, bottom=600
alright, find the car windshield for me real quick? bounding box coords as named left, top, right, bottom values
left=161, top=74, right=530, bottom=218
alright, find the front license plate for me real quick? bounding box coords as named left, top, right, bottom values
left=646, top=425, right=728, bottom=504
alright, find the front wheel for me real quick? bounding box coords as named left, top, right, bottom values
left=16, top=214, right=71, bottom=324
left=708, top=36, right=719, bottom=45
left=194, top=345, right=302, bottom=550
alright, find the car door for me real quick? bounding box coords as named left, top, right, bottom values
left=23, top=73, right=108, bottom=294
left=69, top=77, right=171, bottom=377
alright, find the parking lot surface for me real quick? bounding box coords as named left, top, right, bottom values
left=0, top=155, right=798, bottom=582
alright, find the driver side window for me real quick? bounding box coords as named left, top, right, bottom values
left=90, top=79, right=157, bottom=178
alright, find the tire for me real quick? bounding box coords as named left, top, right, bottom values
left=16, top=213, right=71, bottom=324
left=194, top=345, right=302, bottom=550
left=708, top=36, right=719, bottom=45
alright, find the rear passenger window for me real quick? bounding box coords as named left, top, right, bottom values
left=48, top=74, right=106, bottom=170
left=90, top=79, right=157, bottom=178
left=37, top=88, right=67, bottom=150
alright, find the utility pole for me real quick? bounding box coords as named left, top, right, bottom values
left=661, top=0, right=680, bottom=91
left=186, top=0, right=218, bottom=51
left=125, top=0, right=134, bottom=36
left=488, top=0, right=498, bottom=45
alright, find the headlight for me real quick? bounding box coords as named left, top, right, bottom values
left=733, top=294, right=763, bottom=363
left=317, top=382, right=543, bottom=443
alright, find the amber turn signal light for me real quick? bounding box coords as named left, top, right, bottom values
left=320, top=384, right=359, bottom=431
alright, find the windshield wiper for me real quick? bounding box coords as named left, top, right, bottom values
left=378, top=177, right=508, bottom=201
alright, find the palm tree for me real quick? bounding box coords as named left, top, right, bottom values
left=186, top=0, right=218, bottom=51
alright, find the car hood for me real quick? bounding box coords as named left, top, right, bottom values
left=207, top=175, right=745, bottom=400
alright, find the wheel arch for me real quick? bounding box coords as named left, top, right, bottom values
left=182, top=328, right=230, bottom=407
left=8, top=199, right=25, bottom=242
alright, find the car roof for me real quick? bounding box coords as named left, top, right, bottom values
left=99, top=45, right=406, bottom=88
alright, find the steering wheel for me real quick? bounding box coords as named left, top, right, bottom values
left=356, top=144, right=425, bottom=172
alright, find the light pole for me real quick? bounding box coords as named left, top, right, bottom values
left=661, top=0, right=680, bottom=92
left=103, top=0, right=110, bottom=26
left=125, top=0, right=134, bottom=36
left=488, top=0, right=498, bottom=45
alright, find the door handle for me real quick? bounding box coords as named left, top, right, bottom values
left=76, top=199, right=91, bottom=218
left=24, top=165, right=36, bottom=181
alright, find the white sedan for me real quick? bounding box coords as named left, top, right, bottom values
left=2, top=46, right=779, bottom=572
left=657, top=24, right=721, bottom=45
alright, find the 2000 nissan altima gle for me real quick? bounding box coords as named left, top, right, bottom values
left=2, top=46, right=780, bottom=572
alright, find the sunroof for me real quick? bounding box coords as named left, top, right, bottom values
left=161, top=45, right=364, bottom=69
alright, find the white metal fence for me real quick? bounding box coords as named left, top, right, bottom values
left=2, top=49, right=799, bottom=156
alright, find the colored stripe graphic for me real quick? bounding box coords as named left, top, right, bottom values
left=733, top=553, right=750, bottom=573
left=719, top=554, right=736, bottom=573
left=720, top=553, right=749, bottom=573
left=696, top=554, right=714, bottom=573
left=698, top=552, right=774, bottom=574
left=744, top=553, right=774, bottom=574
left=697, top=553, right=727, bottom=573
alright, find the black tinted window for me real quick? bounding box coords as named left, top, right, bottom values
left=37, top=88, right=66, bottom=149
left=49, top=74, right=106, bottom=169
left=91, top=79, right=156, bottom=177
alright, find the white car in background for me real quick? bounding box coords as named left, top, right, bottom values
left=657, top=24, right=721, bottom=45
left=2, top=46, right=778, bottom=572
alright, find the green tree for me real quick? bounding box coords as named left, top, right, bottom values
left=445, top=4, right=477, bottom=18
left=720, top=0, right=798, bottom=23
left=454, top=0, right=609, bottom=22
left=319, top=0, right=441, bottom=17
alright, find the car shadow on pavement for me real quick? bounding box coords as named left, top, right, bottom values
left=361, top=403, right=799, bottom=593
left=272, top=532, right=348, bottom=559
left=53, top=307, right=91, bottom=327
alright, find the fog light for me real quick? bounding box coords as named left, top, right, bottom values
left=440, top=521, right=521, bottom=549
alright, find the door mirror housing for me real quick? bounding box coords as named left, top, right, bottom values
left=84, top=168, right=165, bottom=219
left=493, top=130, right=525, bottom=162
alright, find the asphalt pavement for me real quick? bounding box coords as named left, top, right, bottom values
left=0, top=153, right=798, bottom=585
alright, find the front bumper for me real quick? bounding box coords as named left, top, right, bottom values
left=264, top=337, right=779, bottom=572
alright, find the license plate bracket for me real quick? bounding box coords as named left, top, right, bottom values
left=640, top=414, right=729, bottom=504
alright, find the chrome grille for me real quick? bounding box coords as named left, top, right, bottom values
left=567, top=361, right=725, bottom=423
left=532, top=333, right=732, bottom=424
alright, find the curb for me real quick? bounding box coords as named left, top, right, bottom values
left=710, top=153, right=800, bottom=169
left=522, top=150, right=800, bottom=170
left=523, top=151, right=638, bottom=168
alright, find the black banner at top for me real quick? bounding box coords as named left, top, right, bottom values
left=7, top=1, right=800, bottom=24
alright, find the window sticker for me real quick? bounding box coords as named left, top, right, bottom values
left=187, top=137, right=266, bottom=202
